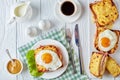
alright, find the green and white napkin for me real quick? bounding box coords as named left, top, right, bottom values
left=18, top=28, right=88, bottom=80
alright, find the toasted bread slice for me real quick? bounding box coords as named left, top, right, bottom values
left=94, top=27, right=120, bottom=54
left=90, top=0, right=119, bottom=27
left=106, top=56, right=120, bottom=77
left=89, top=52, right=108, bottom=78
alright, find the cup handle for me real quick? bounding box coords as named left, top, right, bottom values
left=7, top=17, right=16, bottom=24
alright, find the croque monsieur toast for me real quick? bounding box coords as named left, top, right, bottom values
left=90, top=0, right=119, bottom=27
left=106, top=56, right=120, bottom=77
left=89, top=52, right=108, bottom=78
left=94, top=28, right=120, bottom=54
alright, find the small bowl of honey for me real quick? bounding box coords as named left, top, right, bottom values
left=6, top=59, right=23, bottom=75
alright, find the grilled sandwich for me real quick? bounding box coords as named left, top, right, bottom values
left=106, top=56, right=120, bottom=77
left=89, top=52, right=108, bottom=78
left=90, top=0, right=119, bottom=27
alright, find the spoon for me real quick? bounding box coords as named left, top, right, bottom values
left=6, top=49, right=15, bottom=65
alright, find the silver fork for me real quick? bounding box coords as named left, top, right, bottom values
left=65, top=26, right=77, bottom=74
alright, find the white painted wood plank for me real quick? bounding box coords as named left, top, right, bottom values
left=74, top=0, right=89, bottom=77
left=17, top=0, right=41, bottom=48
left=0, top=0, right=17, bottom=80
left=41, top=0, right=64, bottom=28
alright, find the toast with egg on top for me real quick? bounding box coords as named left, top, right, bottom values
left=90, top=0, right=119, bottom=27
left=94, top=27, right=120, bottom=54
left=34, top=45, right=63, bottom=72
left=106, top=56, right=120, bottom=77
left=89, top=52, right=108, bottom=78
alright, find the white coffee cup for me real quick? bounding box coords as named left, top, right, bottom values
left=8, top=1, right=32, bottom=24
left=58, top=0, right=78, bottom=17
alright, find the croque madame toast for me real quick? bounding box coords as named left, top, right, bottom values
left=94, top=28, right=120, bottom=54
left=90, top=0, right=119, bottom=27
left=89, top=52, right=108, bottom=78
left=106, top=56, right=120, bottom=77
left=34, top=45, right=62, bottom=72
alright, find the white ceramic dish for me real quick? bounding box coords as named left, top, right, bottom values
left=5, top=59, right=23, bottom=76
left=55, top=0, right=81, bottom=23
left=31, top=39, right=69, bottom=79
left=88, top=0, right=120, bottom=79
left=9, top=1, right=32, bottom=23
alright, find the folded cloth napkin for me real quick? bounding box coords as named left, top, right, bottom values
left=18, top=28, right=88, bottom=80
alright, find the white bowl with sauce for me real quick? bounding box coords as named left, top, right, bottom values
left=5, top=59, right=23, bottom=75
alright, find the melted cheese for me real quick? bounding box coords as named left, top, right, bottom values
left=92, top=0, right=118, bottom=26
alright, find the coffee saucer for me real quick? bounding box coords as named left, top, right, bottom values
left=55, top=0, right=81, bottom=23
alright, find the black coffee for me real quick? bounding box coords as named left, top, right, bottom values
left=61, top=1, right=75, bottom=16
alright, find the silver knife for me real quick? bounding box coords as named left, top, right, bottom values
left=74, top=24, right=84, bottom=74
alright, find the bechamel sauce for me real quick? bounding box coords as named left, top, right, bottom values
left=14, top=4, right=27, bottom=17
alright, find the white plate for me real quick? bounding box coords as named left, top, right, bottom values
left=55, top=0, right=81, bottom=23
left=31, top=39, right=69, bottom=79
left=88, top=0, right=120, bottom=79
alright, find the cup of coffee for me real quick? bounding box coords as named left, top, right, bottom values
left=59, top=0, right=78, bottom=17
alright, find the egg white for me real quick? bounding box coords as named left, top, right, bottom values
left=98, top=29, right=117, bottom=51
left=35, top=50, right=62, bottom=71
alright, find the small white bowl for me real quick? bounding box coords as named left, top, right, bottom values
left=5, top=59, right=23, bottom=75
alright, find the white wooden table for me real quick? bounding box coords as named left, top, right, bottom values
left=0, top=0, right=118, bottom=80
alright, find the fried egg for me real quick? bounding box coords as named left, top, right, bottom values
left=35, top=50, right=62, bottom=71
left=98, top=29, right=117, bottom=51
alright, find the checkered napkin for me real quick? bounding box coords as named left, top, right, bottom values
left=18, top=28, right=88, bottom=80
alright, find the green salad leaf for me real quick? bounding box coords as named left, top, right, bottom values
left=26, top=50, right=43, bottom=77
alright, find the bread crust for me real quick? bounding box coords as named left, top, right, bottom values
left=90, top=0, right=119, bottom=27
left=94, top=27, right=120, bottom=54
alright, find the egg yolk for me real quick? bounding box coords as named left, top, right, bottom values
left=101, top=37, right=110, bottom=47
left=42, top=53, right=52, bottom=64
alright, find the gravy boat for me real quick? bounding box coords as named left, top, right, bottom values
left=8, top=1, right=32, bottom=24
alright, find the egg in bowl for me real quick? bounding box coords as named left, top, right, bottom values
left=34, top=45, right=63, bottom=72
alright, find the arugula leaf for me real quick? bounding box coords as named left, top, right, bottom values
left=26, top=50, right=43, bottom=77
